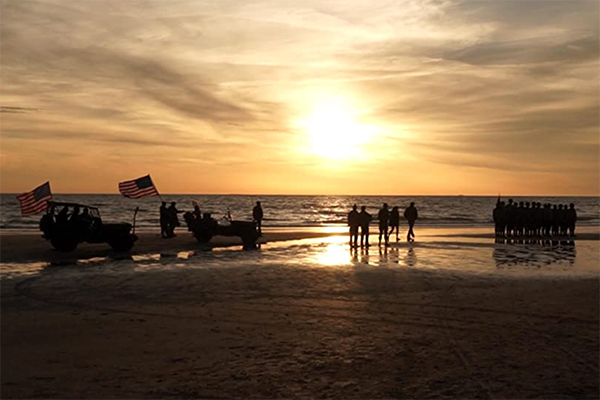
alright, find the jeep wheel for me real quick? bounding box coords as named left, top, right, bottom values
left=194, top=230, right=213, bottom=243
left=50, top=234, right=79, bottom=252
left=109, top=235, right=134, bottom=252
left=241, top=232, right=259, bottom=250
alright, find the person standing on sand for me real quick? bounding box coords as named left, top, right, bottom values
left=358, top=206, right=372, bottom=247
left=347, top=204, right=360, bottom=248
left=388, top=206, right=401, bottom=242
left=404, top=202, right=418, bottom=242
left=505, top=199, right=515, bottom=237
left=378, top=203, right=390, bottom=246
left=253, top=201, right=264, bottom=236
left=493, top=201, right=506, bottom=238
left=167, top=202, right=180, bottom=238
left=566, top=203, right=577, bottom=236
left=159, top=202, right=168, bottom=238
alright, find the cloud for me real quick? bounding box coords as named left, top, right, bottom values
left=0, top=106, right=39, bottom=113
left=443, top=35, right=599, bottom=66
left=0, top=0, right=598, bottom=194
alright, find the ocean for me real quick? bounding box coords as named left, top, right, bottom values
left=2, top=194, right=598, bottom=232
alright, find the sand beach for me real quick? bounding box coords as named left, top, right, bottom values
left=1, top=226, right=599, bottom=399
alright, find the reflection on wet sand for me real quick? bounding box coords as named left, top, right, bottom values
left=304, top=236, right=585, bottom=273
left=1, top=230, right=597, bottom=280
left=493, top=239, right=576, bottom=270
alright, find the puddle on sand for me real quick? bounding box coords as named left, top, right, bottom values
left=1, top=232, right=599, bottom=279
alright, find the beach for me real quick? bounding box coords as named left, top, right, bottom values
left=2, top=227, right=599, bottom=399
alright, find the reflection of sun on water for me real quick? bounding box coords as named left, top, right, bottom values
left=314, top=243, right=351, bottom=266
left=312, top=236, right=352, bottom=266
left=299, top=98, right=378, bottom=160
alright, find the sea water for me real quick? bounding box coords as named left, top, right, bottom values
left=1, top=194, right=598, bottom=231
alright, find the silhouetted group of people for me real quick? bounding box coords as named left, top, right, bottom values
left=493, top=199, right=577, bottom=238
left=347, top=202, right=419, bottom=247
left=160, top=201, right=181, bottom=238
left=55, top=205, right=91, bottom=226
left=162, top=200, right=264, bottom=238
left=40, top=205, right=94, bottom=231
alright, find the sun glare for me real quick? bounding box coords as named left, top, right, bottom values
left=300, top=99, right=376, bottom=160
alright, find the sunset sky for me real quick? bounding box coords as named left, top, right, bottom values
left=1, top=0, right=598, bottom=195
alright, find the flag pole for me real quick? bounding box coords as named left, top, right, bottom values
left=149, top=173, right=164, bottom=202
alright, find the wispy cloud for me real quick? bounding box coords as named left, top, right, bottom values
left=0, top=106, right=39, bottom=113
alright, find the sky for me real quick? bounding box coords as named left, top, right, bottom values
left=1, top=0, right=598, bottom=195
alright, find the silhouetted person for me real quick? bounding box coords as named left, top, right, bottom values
left=404, top=202, right=418, bottom=242
left=167, top=202, right=180, bottom=237
left=524, top=202, right=532, bottom=237
left=80, top=207, right=92, bottom=225
left=493, top=201, right=506, bottom=237
left=347, top=204, right=360, bottom=248
left=253, top=201, right=263, bottom=236
left=77, top=207, right=93, bottom=236
left=160, top=202, right=168, bottom=238
left=551, top=204, right=559, bottom=236
left=358, top=206, right=372, bottom=247
left=388, top=206, right=400, bottom=242
left=542, top=203, right=552, bottom=236
left=559, top=204, right=569, bottom=236
left=533, top=202, right=543, bottom=236
left=57, top=206, right=69, bottom=224
left=566, top=203, right=577, bottom=236
left=69, top=205, right=80, bottom=223
left=557, top=204, right=566, bottom=236
left=515, top=201, right=525, bottom=236
left=193, top=204, right=202, bottom=220
left=378, top=203, right=390, bottom=246
left=505, top=199, right=515, bottom=237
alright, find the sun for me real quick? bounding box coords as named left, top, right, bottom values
left=300, top=99, right=376, bottom=160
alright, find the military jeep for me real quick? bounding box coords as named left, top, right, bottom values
left=183, top=212, right=259, bottom=250
left=40, top=201, right=138, bottom=252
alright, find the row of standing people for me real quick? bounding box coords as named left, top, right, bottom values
left=493, top=199, right=577, bottom=238
left=347, top=202, right=419, bottom=247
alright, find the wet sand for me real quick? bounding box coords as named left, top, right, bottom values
left=0, top=229, right=340, bottom=264
left=1, top=226, right=597, bottom=264
left=1, top=227, right=599, bottom=398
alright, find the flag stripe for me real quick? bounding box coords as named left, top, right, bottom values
left=126, top=187, right=159, bottom=199
left=21, top=195, right=51, bottom=208
left=22, top=202, right=50, bottom=215
left=22, top=198, right=51, bottom=211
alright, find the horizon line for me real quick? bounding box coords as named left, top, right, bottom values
left=1, top=192, right=598, bottom=198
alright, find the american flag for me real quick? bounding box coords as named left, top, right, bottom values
left=118, top=175, right=159, bottom=199
left=16, top=181, right=52, bottom=216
